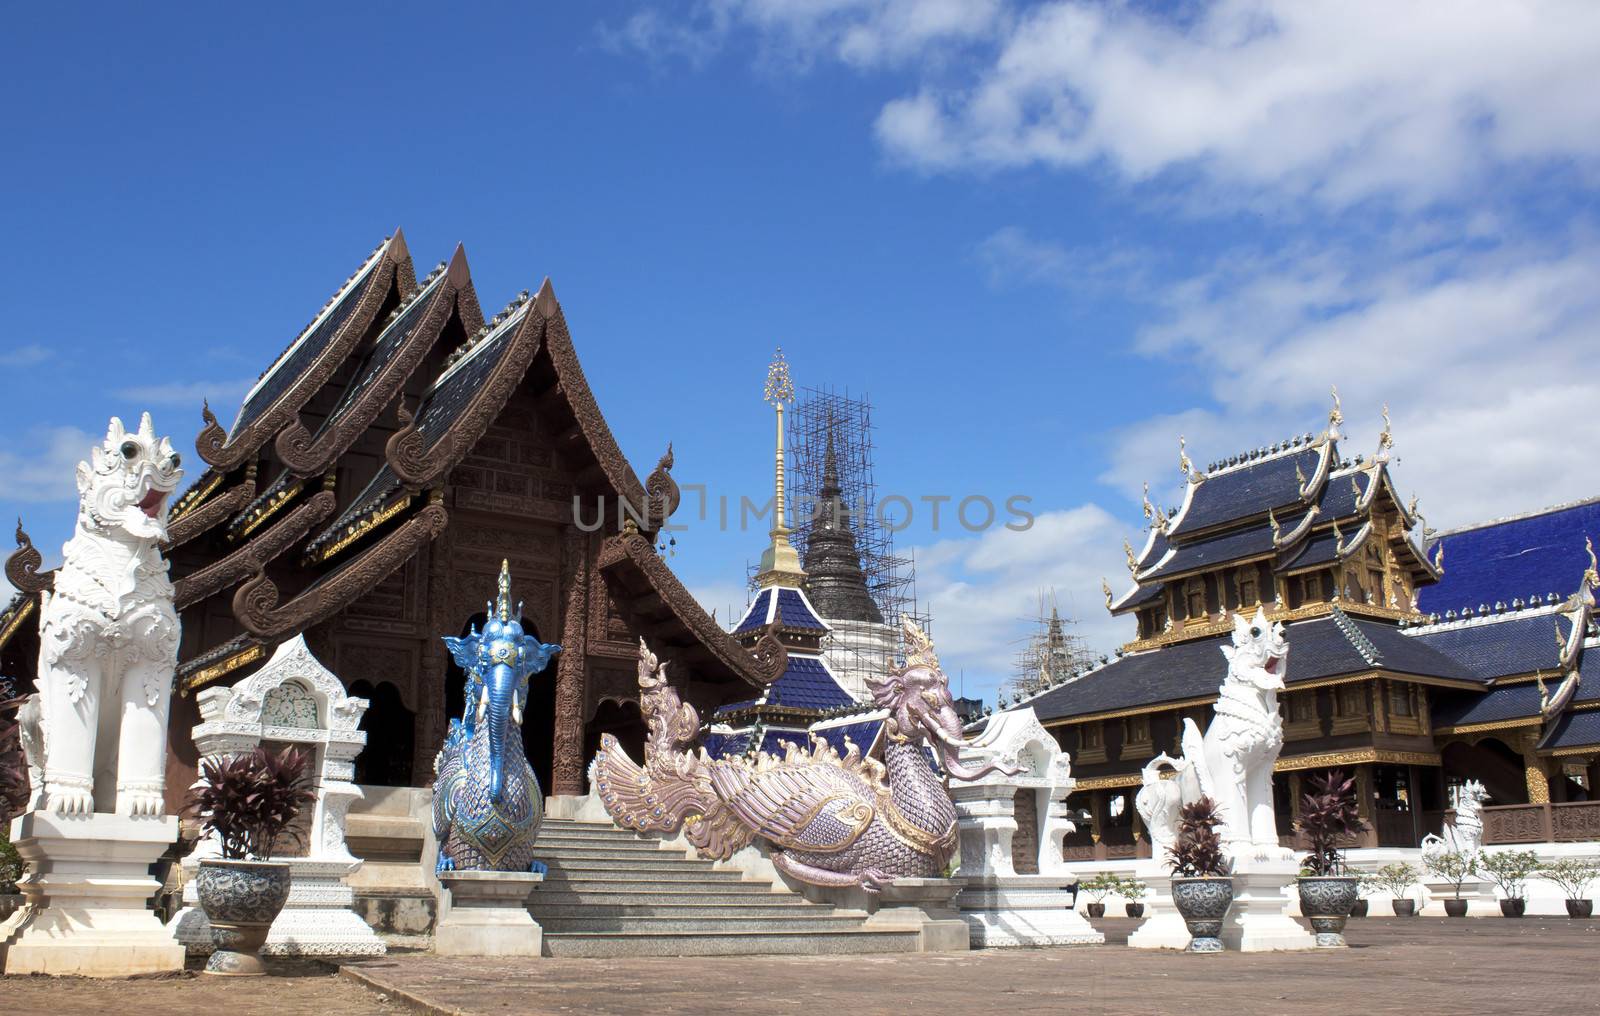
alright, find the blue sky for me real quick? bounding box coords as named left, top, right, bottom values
left=3, top=2, right=1599, bottom=705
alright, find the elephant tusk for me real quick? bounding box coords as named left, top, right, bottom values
left=511, top=699, right=523, bottom=726
left=476, top=687, right=489, bottom=726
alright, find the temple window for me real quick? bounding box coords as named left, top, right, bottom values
left=1238, top=570, right=1258, bottom=607
left=1123, top=714, right=1152, bottom=755
left=1332, top=682, right=1370, bottom=733
left=1285, top=690, right=1319, bottom=739
left=1390, top=683, right=1413, bottom=716
left=1185, top=581, right=1206, bottom=620
left=1076, top=721, right=1106, bottom=763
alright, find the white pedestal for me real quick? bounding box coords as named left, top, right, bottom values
left=1126, top=868, right=1192, bottom=951
left=434, top=871, right=543, bottom=957
left=797, top=878, right=971, bottom=952
left=957, top=876, right=1104, bottom=947
left=1420, top=877, right=1497, bottom=916
left=169, top=858, right=386, bottom=957
left=1219, top=862, right=1316, bottom=953
left=0, top=810, right=186, bottom=977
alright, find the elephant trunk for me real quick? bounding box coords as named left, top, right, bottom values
left=926, top=709, right=1022, bottom=782
left=486, top=662, right=517, bottom=803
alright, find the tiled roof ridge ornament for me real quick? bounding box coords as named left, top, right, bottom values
left=1179, top=435, right=1207, bottom=484
left=595, top=630, right=1020, bottom=892
left=1327, top=384, right=1345, bottom=442
left=1124, top=538, right=1138, bottom=575
left=1374, top=402, right=1395, bottom=463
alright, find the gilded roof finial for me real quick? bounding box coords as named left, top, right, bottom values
left=1179, top=435, right=1192, bottom=477
left=1142, top=482, right=1154, bottom=522
left=1584, top=536, right=1599, bottom=590
left=496, top=559, right=512, bottom=623
left=1432, top=540, right=1445, bottom=572
left=1102, top=578, right=1114, bottom=610
left=1295, top=460, right=1307, bottom=493
left=1376, top=402, right=1394, bottom=460
left=1124, top=539, right=1138, bottom=575
left=1268, top=507, right=1281, bottom=544
left=757, top=347, right=804, bottom=588
left=1331, top=515, right=1344, bottom=551
left=1328, top=385, right=1344, bottom=434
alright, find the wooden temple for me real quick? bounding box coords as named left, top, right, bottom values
left=1019, top=397, right=1600, bottom=856
left=2, top=231, right=788, bottom=811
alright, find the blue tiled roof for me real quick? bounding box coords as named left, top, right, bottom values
left=1416, top=498, right=1600, bottom=615
left=1135, top=527, right=1170, bottom=568
left=1031, top=611, right=1473, bottom=722
left=776, top=588, right=828, bottom=631
left=1431, top=683, right=1545, bottom=728
left=1315, top=468, right=1371, bottom=520
left=758, top=728, right=812, bottom=756
left=1407, top=612, right=1573, bottom=682
left=1169, top=447, right=1323, bottom=537
left=767, top=654, right=854, bottom=710
left=1276, top=526, right=1344, bottom=573
left=702, top=730, right=752, bottom=759
left=1539, top=708, right=1600, bottom=751
left=1113, top=581, right=1165, bottom=612
left=734, top=590, right=773, bottom=634
left=1141, top=521, right=1280, bottom=579
left=810, top=719, right=883, bottom=757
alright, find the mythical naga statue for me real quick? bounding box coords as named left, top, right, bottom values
left=432, top=561, right=561, bottom=873
left=1173, top=607, right=1291, bottom=862
left=31, top=414, right=183, bottom=816
left=595, top=620, right=1017, bottom=892
left=1421, top=779, right=1488, bottom=860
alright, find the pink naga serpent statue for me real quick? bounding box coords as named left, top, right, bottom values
left=595, top=620, right=1018, bottom=892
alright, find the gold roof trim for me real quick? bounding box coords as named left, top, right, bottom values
left=180, top=643, right=266, bottom=696
left=1434, top=717, right=1542, bottom=736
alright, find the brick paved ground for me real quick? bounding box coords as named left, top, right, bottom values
left=5, top=918, right=1597, bottom=1016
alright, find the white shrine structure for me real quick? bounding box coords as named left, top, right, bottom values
left=168, top=636, right=386, bottom=957
left=950, top=707, right=1104, bottom=946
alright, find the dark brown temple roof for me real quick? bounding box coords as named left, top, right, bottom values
left=598, top=530, right=785, bottom=689
left=130, top=235, right=753, bottom=694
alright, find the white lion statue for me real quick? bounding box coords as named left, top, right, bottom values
left=33, top=414, right=183, bottom=816
left=1421, top=780, right=1489, bottom=860
left=1177, top=607, right=1291, bottom=862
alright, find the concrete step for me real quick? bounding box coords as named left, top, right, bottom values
left=541, top=866, right=747, bottom=883
left=532, top=838, right=680, bottom=855
left=537, top=914, right=866, bottom=934
left=542, top=928, right=921, bottom=958
left=531, top=888, right=800, bottom=906
left=541, top=855, right=718, bottom=872
left=529, top=902, right=833, bottom=919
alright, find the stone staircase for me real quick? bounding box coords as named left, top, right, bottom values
left=528, top=818, right=920, bottom=957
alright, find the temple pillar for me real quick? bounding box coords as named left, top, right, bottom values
left=551, top=527, right=589, bottom=797
left=414, top=536, right=451, bottom=784
left=1520, top=734, right=1550, bottom=805
left=1354, top=765, right=1378, bottom=848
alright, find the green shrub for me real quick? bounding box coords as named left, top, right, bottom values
left=0, top=823, right=22, bottom=894
left=1479, top=849, right=1540, bottom=900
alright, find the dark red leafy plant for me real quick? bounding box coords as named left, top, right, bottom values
left=1296, top=769, right=1366, bottom=876
left=187, top=746, right=316, bottom=860
left=1168, top=796, right=1231, bottom=878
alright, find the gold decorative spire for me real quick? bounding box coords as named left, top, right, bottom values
left=1101, top=578, right=1114, bottom=610
left=1584, top=537, right=1599, bottom=590
left=495, top=558, right=513, bottom=622
left=1432, top=539, right=1445, bottom=572
left=1124, top=538, right=1138, bottom=575
left=757, top=347, right=805, bottom=587
left=1376, top=402, right=1394, bottom=459
left=1142, top=481, right=1154, bottom=522
left=1327, top=385, right=1344, bottom=439
left=1179, top=435, right=1192, bottom=477
left=1268, top=507, right=1281, bottom=544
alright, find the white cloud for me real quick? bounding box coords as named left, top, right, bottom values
left=1094, top=235, right=1600, bottom=530
left=0, top=426, right=96, bottom=503
left=114, top=378, right=252, bottom=410
left=600, top=0, right=1004, bottom=70
left=0, top=344, right=52, bottom=368
left=907, top=505, right=1131, bottom=701
left=689, top=578, right=762, bottom=630
left=874, top=1, right=1600, bottom=207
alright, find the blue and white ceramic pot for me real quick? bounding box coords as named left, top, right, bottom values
left=1297, top=876, right=1359, bottom=947
left=1171, top=877, right=1233, bottom=953
left=197, top=859, right=291, bottom=975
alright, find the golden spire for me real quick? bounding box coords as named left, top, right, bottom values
left=496, top=558, right=513, bottom=622
left=757, top=347, right=805, bottom=587
left=1101, top=578, right=1114, bottom=610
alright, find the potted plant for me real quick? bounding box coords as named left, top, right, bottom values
left=1167, top=796, right=1233, bottom=953
left=1349, top=872, right=1375, bottom=918
left=1294, top=769, right=1365, bottom=946
left=1423, top=849, right=1480, bottom=916
left=1373, top=862, right=1419, bottom=916
left=1119, top=876, right=1148, bottom=918
left=187, top=746, right=315, bottom=976
left=1078, top=872, right=1114, bottom=918
left=1479, top=849, right=1539, bottom=918
left=1540, top=857, right=1599, bottom=918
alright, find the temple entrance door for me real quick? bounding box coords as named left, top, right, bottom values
left=348, top=680, right=415, bottom=786
left=444, top=612, right=557, bottom=796
left=584, top=700, right=646, bottom=792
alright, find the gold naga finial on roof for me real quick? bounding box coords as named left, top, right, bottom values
left=1102, top=578, right=1114, bottom=609
left=1432, top=539, right=1445, bottom=572
left=1268, top=507, right=1282, bottom=544
left=1179, top=435, right=1192, bottom=477
left=1584, top=537, right=1599, bottom=590
left=1351, top=473, right=1364, bottom=501
left=1537, top=672, right=1551, bottom=712
left=1376, top=402, right=1394, bottom=458
left=1331, top=515, right=1344, bottom=549
left=1328, top=385, right=1344, bottom=431
left=1124, top=538, right=1138, bottom=575
left=1407, top=494, right=1419, bottom=517
left=1142, top=482, right=1154, bottom=521
left=1295, top=460, right=1308, bottom=492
